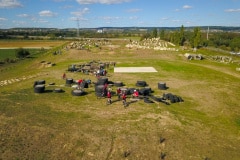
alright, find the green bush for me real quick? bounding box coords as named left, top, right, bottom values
left=15, top=48, right=30, bottom=58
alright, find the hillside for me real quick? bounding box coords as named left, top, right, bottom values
left=0, top=39, right=240, bottom=160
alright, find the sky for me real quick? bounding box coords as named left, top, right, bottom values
left=0, top=0, right=240, bottom=29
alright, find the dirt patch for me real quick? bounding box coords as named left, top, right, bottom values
left=0, top=41, right=67, bottom=48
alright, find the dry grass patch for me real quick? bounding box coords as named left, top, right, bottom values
left=0, top=40, right=67, bottom=48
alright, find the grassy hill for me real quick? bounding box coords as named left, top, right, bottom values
left=0, top=39, right=240, bottom=160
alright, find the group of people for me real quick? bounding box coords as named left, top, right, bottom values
left=106, top=87, right=127, bottom=107
left=95, top=68, right=107, bottom=77
left=106, top=87, right=140, bottom=107
left=62, top=72, right=140, bottom=108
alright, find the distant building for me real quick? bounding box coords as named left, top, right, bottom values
left=139, top=29, right=148, bottom=32
left=97, top=29, right=103, bottom=33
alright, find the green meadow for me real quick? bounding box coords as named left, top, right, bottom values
left=0, top=39, right=240, bottom=160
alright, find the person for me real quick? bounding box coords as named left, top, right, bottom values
left=81, top=79, right=86, bottom=88
left=101, top=83, right=108, bottom=96
left=103, top=83, right=108, bottom=91
left=132, top=89, right=139, bottom=98
left=86, top=79, right=91, bottom=84
left=103, top=69, right=107, bottom=76
left=97, top=69, right=100, bottom=77
left=116, top=87, right=121, bottom=100
left=107, top=89, right=112, bottom=104
left=122, top=91, right=127, bottom=107
left=77, top=79, right=83, bottom=89
left=62, top=73, right=66, bottom=79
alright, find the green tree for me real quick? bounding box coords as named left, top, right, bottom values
left=15, top=48, right=30, bottom=58
left=152, top=28, right=158, bottom=38
left=230, top=37, right=240, bottom=52
left=179, top=25, right=185, bottom=46
left=160, top=30, right=165, bottom=40
left=47, top=33, right=56, bottom=39
left=140, top=32, right=151, bottom=41
left=171, top=30, right=180, bottom=46
left=192, top=27, right=201, bottom=48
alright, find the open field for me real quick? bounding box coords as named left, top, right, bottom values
left=0, top=49, right=48, bottom=61
left=0, top=39, right=240, bottom=160
left=0, top=40, right=68, bottom=49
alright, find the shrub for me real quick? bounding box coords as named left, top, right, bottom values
left=15, top=48, right=30, bottom=59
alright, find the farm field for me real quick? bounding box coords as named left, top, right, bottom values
left=0, top=40, right=68, bottom=49
left=0, top=39, right=240, bottom=160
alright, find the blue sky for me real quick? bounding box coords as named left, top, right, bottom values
left=0, top=0, right=239, bottom=29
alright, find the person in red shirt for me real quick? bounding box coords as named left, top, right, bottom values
left=77, top=79, right=83, bottom=89
left=132, top=89, right=139, bottom=98
left=62, top=73, right=66, bottom=79
left=107, top=89, right=112, bottom=104
left=116, top=87, right=121, bottom=100
left=122, top=91, right=127, bottom=107
left=103, top=83, right=108, bottom=96
left=104, top=70, right=107, bottom=76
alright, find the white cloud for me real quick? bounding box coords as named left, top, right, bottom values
left=172, top=19, right=181, bottom=22
left=39, top=10, right=57, bottom=17
left=102, top=16, right=121, bottom=20
left=12, top=20, right=27, bottom=26
left=225, top=8, right=240, bottom=12
left=76, top=0, right=131, bottom=4
left=0, top=0, right=23, bottom=8
left=61, top=5, right=74, bottom=9
left=127, top=8, right=141, bottom=13
left=17, top=14, right=38, bottom=22
left=71, top=8, right=89, bottom=17
left=129, top=16, right=138, bottom=20
left=161, top=17, right=169, bottom=20
left=100, top=16, right=121, bottom=24
left=53, top=0, right=66, bottom=2
left=183, top=5, right=193, bottom=9
left=38, top=19, right=49, bottom=23
left=17, top=14, right=30, bottom=18
left=70, top=17, right=88, bottom=21
left=0, top=17, right=7, bottom=21
left=70, top=8, right=89, bottom=21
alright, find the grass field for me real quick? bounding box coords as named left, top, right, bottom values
left=0, top=39, right=240, bottom=160
left=0, top=49, right=47, bottom=61
left=0, top=40, right=68, bottom=61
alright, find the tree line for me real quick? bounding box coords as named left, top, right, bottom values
left=143, top=26, right=240, bottom=52
left=1, top=26, right=240, bottom=52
